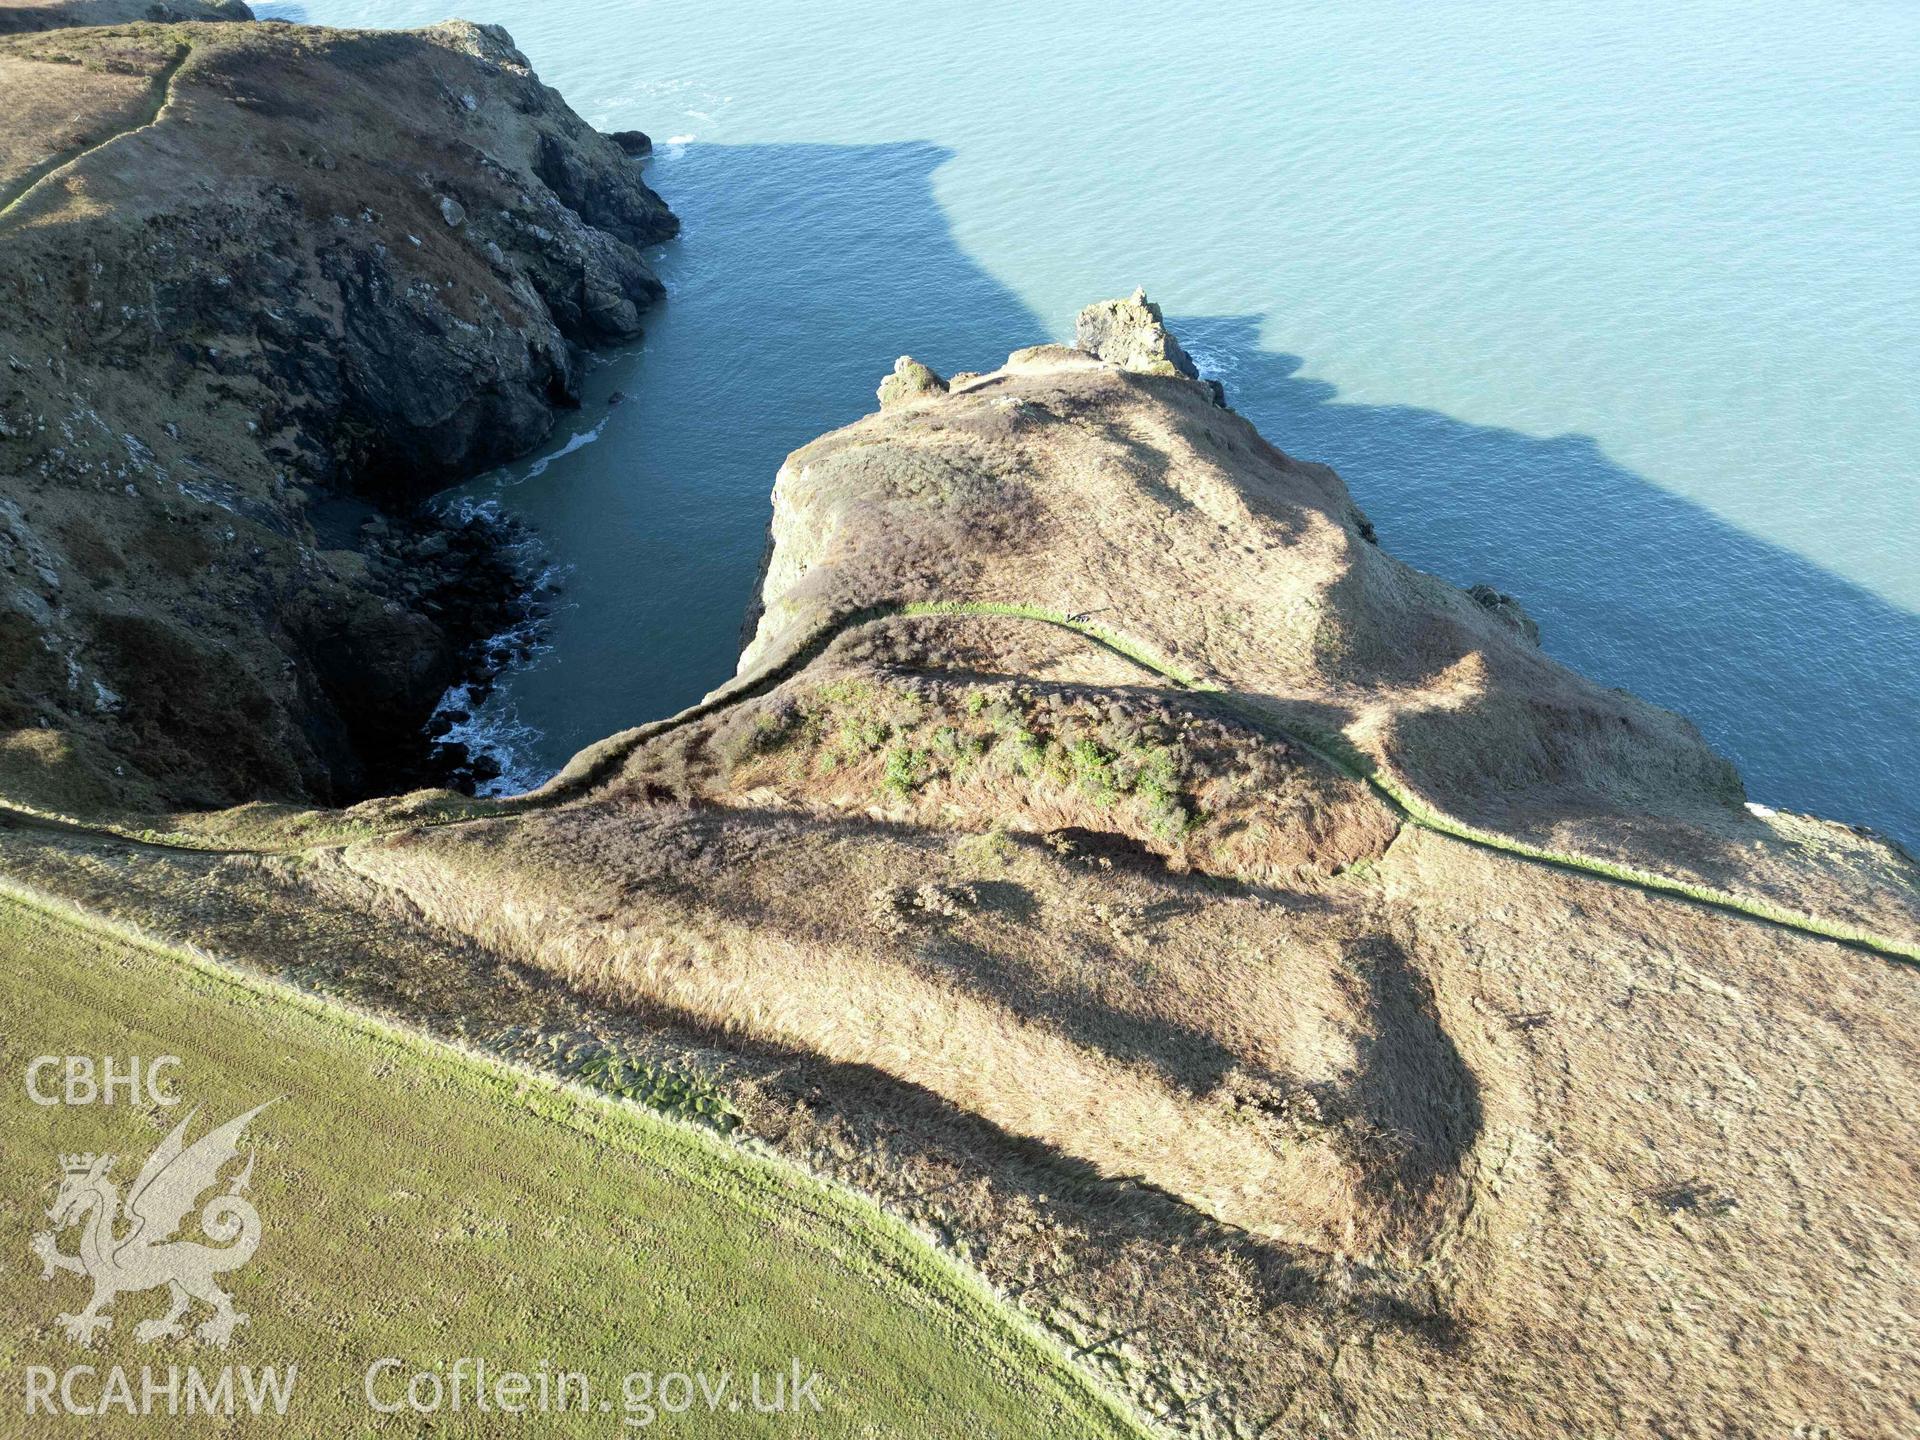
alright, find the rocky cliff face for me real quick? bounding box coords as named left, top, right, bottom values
left=0, top=17, right=675, bottom=808
left=12, top=298, right=1912, bottom=1440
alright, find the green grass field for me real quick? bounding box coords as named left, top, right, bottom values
left=0, top=890, right=1145, bottom=1437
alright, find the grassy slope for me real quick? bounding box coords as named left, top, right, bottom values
left=0, top=892, right=1144, bottom=1437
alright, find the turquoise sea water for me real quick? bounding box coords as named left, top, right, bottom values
left=269, top=1, right=1919, bottom=844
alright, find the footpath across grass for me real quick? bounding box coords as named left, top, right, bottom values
left=0, top=891, right=1145, bottom=1437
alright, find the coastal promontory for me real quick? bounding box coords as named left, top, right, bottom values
left=0, top=13, right=675, bottom=807
left=0, top=8, right=1915, bottom=1432
left=4, top=268, right=1914, bottom=1436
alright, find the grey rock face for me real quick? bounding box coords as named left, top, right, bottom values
left=1073, top=289, right=1226, bottom=405
left=0, top=20, right=677, bottom=807
left=1074, top=287, right=1200, bottom=379
left=437, top=20, right=532, bottom=72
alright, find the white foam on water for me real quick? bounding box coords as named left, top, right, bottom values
left=519, top=417, right=610, bottom=484
left=1179, top=341, right=1242, bottom=382
left=431, top=681, right=548, bottom=798
left=420, top=493, right=572, bottom=794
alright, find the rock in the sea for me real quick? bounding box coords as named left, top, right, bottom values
left=1468, top=584, right=1542, bottom=645
left=877, top=355, right=948, bottom=409
left=608, top=130, right=653, bottom=157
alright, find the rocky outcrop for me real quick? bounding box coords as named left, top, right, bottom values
left=1467, top=582, right=1541, bottom=644
left=0, top=19, right=674, bottom=808
left=875, top=355, right=948, bottom=408
left=1072, top=286, right=1224, bottom=403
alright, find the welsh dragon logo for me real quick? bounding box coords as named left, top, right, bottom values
left=31, top=1102, right=273, bottom=1347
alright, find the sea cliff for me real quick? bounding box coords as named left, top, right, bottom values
left=0, top=13, right=673, bottom=806
left=0, top=17, right=1915, bottom=1437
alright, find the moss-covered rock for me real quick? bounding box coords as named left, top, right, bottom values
left=876, top=354, right=949, bottom=408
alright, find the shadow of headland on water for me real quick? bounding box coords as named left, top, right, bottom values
left=513, top=139, right=1919, bottom=847
left=1173, top=313, right=1918, bottom=848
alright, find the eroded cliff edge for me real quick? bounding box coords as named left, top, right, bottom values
left=0, top=16, right=674, bottom=807
left=7, top=296, right=1913, bottom=1439
left=705, top=293, right=1916, bottom=948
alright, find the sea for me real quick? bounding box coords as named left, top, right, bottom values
left=263, top=1, right=1919, bottom=845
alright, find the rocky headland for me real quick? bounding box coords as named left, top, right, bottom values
left=0, top=14, right=1916, bottom=1437
left=0, top=0, right=254, bottom=33
left=0, top=11, right=674, bottom=808
left=4, top=266, right=1916, bottom=1436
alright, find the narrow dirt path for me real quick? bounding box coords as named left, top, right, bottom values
left=2, top=598, right=1913, bottom=964
left=0, top=43, right=189, bottom=224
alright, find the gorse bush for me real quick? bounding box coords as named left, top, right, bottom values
left=495, top=1028, right=741, bottom=1132
left=1068, top=739, right=1119, bottom=802
left=721, top=675, right=1204, bottom=847
left=883, top=744, right=930, bottom=796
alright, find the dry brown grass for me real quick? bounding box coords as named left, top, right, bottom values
left=337, top=810, right=1408, bottom=1248
left=0, top=46, right=167, bottom=197
left=6, top=747, right=1914, bottom=1438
